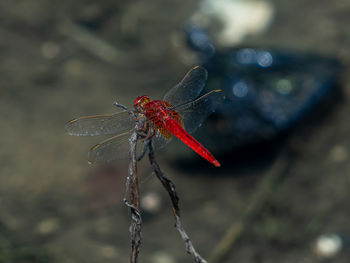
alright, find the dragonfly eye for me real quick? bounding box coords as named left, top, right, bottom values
left=133, top=95, right=150, bottom=112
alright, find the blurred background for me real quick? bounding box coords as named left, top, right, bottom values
left=0, top=0, right=350, bottom=262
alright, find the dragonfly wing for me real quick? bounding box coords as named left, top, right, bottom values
left=152, top=128, right=172, bottom=150
left=176, top=90, right=225, bottom=134
left=65, top=111, right=134, bottom=136
left=163, top=66, right=208, bottom=107
left=88, top=131, right=140, bottom=164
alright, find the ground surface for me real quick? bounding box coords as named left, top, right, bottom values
left=0, top=0, right=350, bottom=262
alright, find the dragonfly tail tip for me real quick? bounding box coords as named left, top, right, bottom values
left=213, top=160, right=221, bottom=167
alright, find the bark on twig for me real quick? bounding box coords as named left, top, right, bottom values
left=126, top=131, right=142, bottom=263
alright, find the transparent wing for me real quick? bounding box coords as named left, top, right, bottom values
left=152, top=128, right=172, bottom=150
left=88, top=131, right=138, bottom=164
left=175, top=90, right=225, bottom=134
left=163, top=66, right=208, bottom=107
left=65, top=111, right=134, bottom=136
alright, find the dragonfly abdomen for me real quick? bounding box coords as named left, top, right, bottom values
left=164, top=118, right=220, bottom=167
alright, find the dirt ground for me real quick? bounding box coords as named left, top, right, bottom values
left=0, top=0, right=350, bottom=262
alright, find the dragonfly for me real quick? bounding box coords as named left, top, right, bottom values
left=65, top=66, right=223, bottom=167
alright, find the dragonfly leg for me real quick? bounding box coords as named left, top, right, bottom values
left=136, top=117, right=153, bottom=137
left=144, top=124, right=155, bottom=140
left=135, top=114, right=145, bottom=121
left=135, top=117, right=150, bottom=139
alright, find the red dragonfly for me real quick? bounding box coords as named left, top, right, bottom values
left=65, top=66, right=223, bottom=167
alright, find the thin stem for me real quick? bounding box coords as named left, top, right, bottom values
left=113, top=101, right=136, bottom=118
left=127, top=131, right=142, bottom=263
left=147, top=140, right=207, bottom=263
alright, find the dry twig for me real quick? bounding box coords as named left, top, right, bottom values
left=147, top=141, right=207, bottom=263
left=124, top=130, right=207, bottom=263
left=125, top=131, right=142, bottom=263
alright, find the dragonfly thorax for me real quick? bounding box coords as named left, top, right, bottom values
left=134, top=95, right=151, bottom=113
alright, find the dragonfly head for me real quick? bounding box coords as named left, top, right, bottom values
left=134, top=95, right=151, bottom=112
